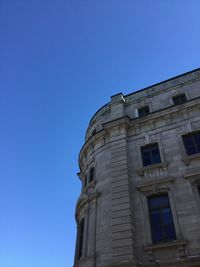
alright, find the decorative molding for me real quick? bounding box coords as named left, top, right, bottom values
left=144, top=240, right=186, bottom=251
left=184, top=169, right=200, bottom=178
left=136, top=162, right=168, bottom=177
left=184, top=168, right=200, bottom=184
left=144, top=240, right=187, bottom=259
left=75, top=191, right=100, bottom=222
left=182, top=153, right=200, bottom=165
left=136, top=177, right=174, bottom=194
left=103, top=116, right=130, bottom=131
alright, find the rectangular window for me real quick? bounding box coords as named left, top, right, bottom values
left=182, top=131, right=200, bottom=155
left=78, top=218, right=85, bottom=259
left=141, top=143, right=161, bottom=166
left=172, top=93, right=187, bottom=105
left=148, top=194, right=176, bottom=244
left=138, top=106, right=150, bottom=117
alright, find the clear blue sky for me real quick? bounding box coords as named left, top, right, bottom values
left=0, top=1, right=199, bottom=267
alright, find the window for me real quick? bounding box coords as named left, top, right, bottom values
left=89, top=167, right=94, bottom=183
left=148, top=194, right=176, bottom=244
left=182, top=131, right=200, bottom=155
left=92, top=129, right=96, bottom=136
left=83, top=176, right=87, bottom=188
left=138, top=106, right=150, bottom=117
left=172, top=93, right=187, bottom=105
left=198, top=185, right=200, bottom=196
left=78, top=218, right=85, bottom=259
left=141, top=143, right=161, bottom=166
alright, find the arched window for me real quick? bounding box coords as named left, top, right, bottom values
left=89, top=167, right=94, bottom=183
left=148, top=194, right=176, bottom=244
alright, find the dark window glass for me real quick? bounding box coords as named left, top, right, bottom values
left=148, top=194, right=176, bottom=244
left=172, top=93, right=187, bottom=105
left=198, top=186, right=200, bottom=196
left=141, top=143, right=161, bottom=166
left=78, top=219, right=84, bottom=259
left=92, top=129, right=96, bottom=136
left=89, top=167, right=94, bottom=183
left=182, top=131, right=200, bottom=155
left=84, top=176, right=87, bottom=188
left=138, top=106, right=150, bottom=117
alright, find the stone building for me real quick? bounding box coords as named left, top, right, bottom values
left=74, top=69, right=200, bottom=267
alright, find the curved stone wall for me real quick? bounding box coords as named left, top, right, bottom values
left=74, top=69, right=200, bottom=267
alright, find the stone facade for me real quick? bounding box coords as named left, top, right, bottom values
left=74, top=69, right=200, bottom=267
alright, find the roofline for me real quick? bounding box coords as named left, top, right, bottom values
left=88, top=67, right=200, bottom=128
left=124, top=67, right=200, bottom=98
left=88, top=103, right=108, bottom=127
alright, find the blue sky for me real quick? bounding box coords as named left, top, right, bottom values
left=0, top=1, right=200, bottom=267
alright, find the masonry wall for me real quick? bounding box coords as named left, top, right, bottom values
left=74, top=69, right=200, bottom=267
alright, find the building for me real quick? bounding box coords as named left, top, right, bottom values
left=74, top=69, right=200, bottom=267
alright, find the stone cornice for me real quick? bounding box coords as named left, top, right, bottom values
left=79, top=116, right=131, bottom=172
left=78, top=97, right=200, bottom=174
left=136, top=177, right=174, bottom=194
left=75, top=191, right=100, bottom=222
left=86, top=68, right=200, bottom=138
left=78, top=129, right=106, bottom=172
left=102, top=115, right=130, bottom=130
left=129, top=96, right=200, bottom=129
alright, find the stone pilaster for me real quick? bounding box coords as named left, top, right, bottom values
left=110, top=93, right=125, bottom=120
left=104, top=116, right=136, bottom=265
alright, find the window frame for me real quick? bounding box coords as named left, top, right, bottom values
left=141, top=142, right=162, bottom=167
left=138, top=105, right=150, bottom=117
left=147, top=194, right=176, bottom=244
left=172, top=93, right=187, bottom=105
left=89, top=167, right=95, bottom=183
left=77, top=218, right=85, bottom=260
left=182, top=131, right=200, bottom=156
left=138, top=181, right=181, bottom=248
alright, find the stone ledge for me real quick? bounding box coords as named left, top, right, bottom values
left=136, top=177, right=174, bottom=191
left=136, top=162, right=168, bottom=176
left=75, top=191, right=100, bottom=221
left=107, top=260, right=136, bottom=267
left=182, top=153, right=200, bottom=165
left=144, top=240, right=186, bottom=251
left=184, top=168, right=200, bottom=179
left=184, top=168, right=200, bottom=185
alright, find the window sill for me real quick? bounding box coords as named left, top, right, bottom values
left=144, top=240, right=186, bottom=251
left=136, top=162, right=168, bottom=176
left=182, top=153, right=200, bottom=165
